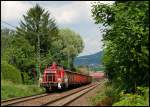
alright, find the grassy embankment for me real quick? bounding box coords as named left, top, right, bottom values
left=1, top=61, right=45, bottom=100
left=1, top=80, right=45, bottom=100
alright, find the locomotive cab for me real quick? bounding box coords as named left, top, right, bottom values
left=40, top=63, right=65, bottom=91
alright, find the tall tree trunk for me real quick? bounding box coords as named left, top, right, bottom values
left=21, top=71, right=25, bottom=84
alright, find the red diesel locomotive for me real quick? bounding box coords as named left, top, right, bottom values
left=40, top=63, right=92, bottom=91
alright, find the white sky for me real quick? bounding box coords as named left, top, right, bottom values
left=1, top=1, right=114, bottom=56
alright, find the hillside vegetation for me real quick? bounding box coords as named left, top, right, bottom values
left=1, top=61, right=22, bottom=84
left=1, top=80, right=45, bottom=100
left=74, top=51, right=103, bottom=66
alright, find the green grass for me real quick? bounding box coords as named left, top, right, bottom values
left=90, top=88, right=106, bottom=106
left=89, top=81, right=110, bottom=106
left=1, top=80, right=45, bottom=100
left=1, top=61, right=22, bottom=84
left=89, top=81, right=118, bottom=106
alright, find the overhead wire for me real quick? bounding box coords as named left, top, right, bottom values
left=1, top=20, right=17, bottom=29
left=29, top=1, right=34, bottom=7
left=1, top=20, right=47, bottom=35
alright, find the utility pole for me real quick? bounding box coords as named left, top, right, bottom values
left=64, top=38, right=70, bottom=70
left=67, top=49, right=70, bottom=69
left=37, top=33, right=41, bottom=80
left=88, top=65, right=90, bottom=75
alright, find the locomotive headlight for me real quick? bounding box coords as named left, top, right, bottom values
left=57, top=78, right=61, bottom=82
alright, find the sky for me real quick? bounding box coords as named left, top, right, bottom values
left=1, top=1, right=114, bottom=56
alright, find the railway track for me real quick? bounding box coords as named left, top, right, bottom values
left=43, top=79, right=106, bottom=106
left=43, top=84, right=98, bottom=106
left=1, top=93, right=49, bottom=106
left=1, top=80, right=106, bottom=106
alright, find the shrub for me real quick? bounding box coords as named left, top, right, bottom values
left=113, top=94, right=145, bottom=106
left=1, top=61, right=22, bottom=84
left=113, top=87, right=149, bottom=106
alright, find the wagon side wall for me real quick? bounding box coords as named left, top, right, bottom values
left=65, top=71, right=92, bottom=86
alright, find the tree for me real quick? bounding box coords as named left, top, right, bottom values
left=16, top=4, right=59, bottom=62
left=1, top=28, right=15, bottom=59
left=1, top=28, right=36, bottom=83
left=15, top=4, right=60, bottom=80
left=55, top=28, right=84, bottom=70
left=6, top=36, right=36, bottom=83
left=91, top=1, right=149, bottom=92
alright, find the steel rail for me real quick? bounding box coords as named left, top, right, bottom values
left=1, top=93, right=49, bottom=106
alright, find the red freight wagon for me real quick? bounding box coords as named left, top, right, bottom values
left=90, top=72, right=105, bottom=81
left=40, top=63, right=92, bottom=92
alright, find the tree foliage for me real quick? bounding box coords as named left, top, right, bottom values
left=16, top=4, right=59, bottom=59
left=14, top=4, right=60, bottom=80
left=52, top=28, right=84, bottom=69
left=9, top=36, right=36, bottom=71
left=1, top=61, right=22, bottom=84
left=91, top=1, right=149, bottom=92
left=1, top=28, right=15, bottom=59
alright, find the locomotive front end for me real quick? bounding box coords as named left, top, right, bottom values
left=40, top=67, right=58, bottom=90
left=40, top=64, right=65, bottom=92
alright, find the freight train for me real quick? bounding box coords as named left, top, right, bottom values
left=40, top=63, right=92, bottom=92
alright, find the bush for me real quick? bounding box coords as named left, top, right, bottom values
left=90, top=81, right=124, bottom=106
left=113, top=94, right=146, bottom=106
left=113, top=87, right=149, bottom=106
left=23, top=72, right=35, bottom=85
left=1, top=61, right=22, bottom=84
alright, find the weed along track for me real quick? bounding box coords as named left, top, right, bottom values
left=1, top=83, right=102, bottom=106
